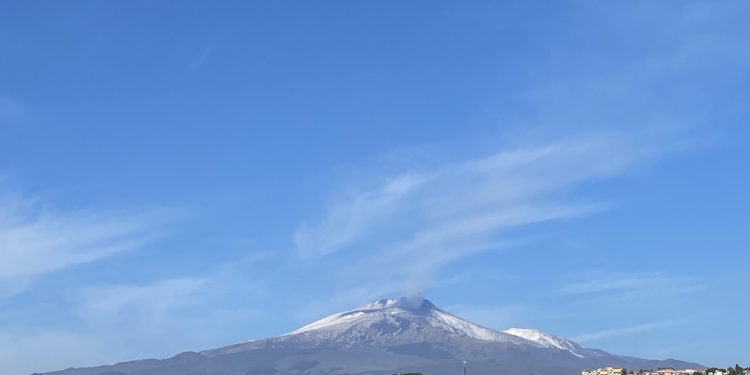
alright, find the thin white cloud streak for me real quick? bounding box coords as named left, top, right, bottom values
left=76, top=251, right=276, bottom=332
left=353, top=204, right=604, bottom=296
left=559, top=272, right=706, bottom=300
left=0, top=191, right=176, bottom=297
left=296, top=133, right=677, bottom=256
left=78, top=278, right=210, bottom=327
left=1, top=277, right=264, bottom=375
left=560, top=278, right=658, bottom=295
left=185, top=45, right=214, bottom=74
left=69, top=252, right=274, bottom=351
left=294, top=173, right=428, bottom=259
left=294, top=131, right=686, bottom=298
left=77, top=277, right=263, bottom=329
left=571, top=319, right=688, bottom=343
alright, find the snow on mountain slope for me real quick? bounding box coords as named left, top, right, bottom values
left=282, top=297, right=533, bottom=346
left=206, top=297, right=598, bottom=359
left=503, top=328, right=585, bottom=358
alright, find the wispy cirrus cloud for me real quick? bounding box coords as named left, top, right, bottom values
left=185, top=45, right=214, bottom=74
left=294, top=173, right=428, bottom=259
left=0, top=275, right=265, bottom=375
left=293, top=130, right=690, bottom=302
left=559, top=272, right=706, bottom=300
left=78, top=278, right=210, bottom=325
left=571, top=318, right=689, bottom=343
left=77, top=270, right=270, bottom=332
left=0, top=190, right=178, bottom=297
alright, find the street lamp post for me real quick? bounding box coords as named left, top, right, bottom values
left=463, top=361, right=467, bottom=375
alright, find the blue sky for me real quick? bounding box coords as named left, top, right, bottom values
left=1, top=1, right=749, bottom=374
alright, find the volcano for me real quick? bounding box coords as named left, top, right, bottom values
left=44, top=297, right=702, bottom=375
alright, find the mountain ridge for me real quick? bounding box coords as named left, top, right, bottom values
left=43, top=297, right=702, bottom=375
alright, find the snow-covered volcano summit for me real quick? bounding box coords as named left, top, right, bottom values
left=204, top=297, right=597, bottom=358
left=282, top=297, right=530, bottom=346
left=199, top=296, right=599, bottom=361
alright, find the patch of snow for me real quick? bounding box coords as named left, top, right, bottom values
left=503, top=328, right=585, bottom=358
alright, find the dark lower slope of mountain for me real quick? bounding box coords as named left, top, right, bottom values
left=44, top=298, right=702, bottom=375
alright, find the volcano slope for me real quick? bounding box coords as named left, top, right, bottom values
left=44, top=297, right=702, bottom=375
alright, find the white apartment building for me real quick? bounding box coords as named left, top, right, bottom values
left=583, top=367, right=624, bottom=375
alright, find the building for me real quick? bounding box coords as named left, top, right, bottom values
left=585, top=367, right=624, bottom=375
